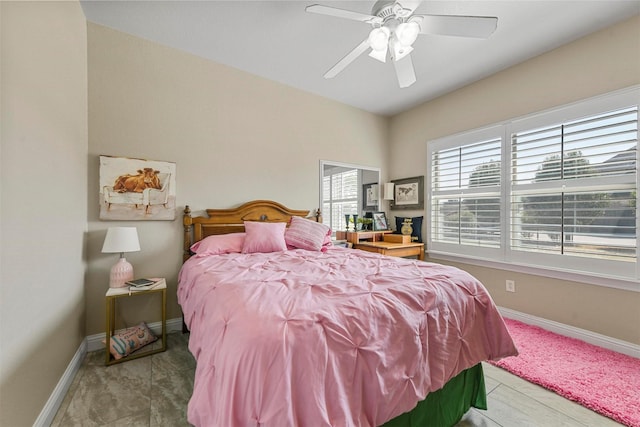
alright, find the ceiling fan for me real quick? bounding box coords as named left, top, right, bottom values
left=306, top=1, right=498, bottom=88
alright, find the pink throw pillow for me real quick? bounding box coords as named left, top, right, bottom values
left=285, top=216, right=331, bottom=252
left=321, top=231, right=334, bottom=251
left=190, top=233, right=245, bottom=257
left=242, top=221, right=287, bottom=254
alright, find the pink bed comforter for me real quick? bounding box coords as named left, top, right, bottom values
left=178, top=247, right=517, bottom=427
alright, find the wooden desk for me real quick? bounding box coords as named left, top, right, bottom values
left=335, top=230, right=393, bottom=244
left=354, top=241, right=425, bottom=260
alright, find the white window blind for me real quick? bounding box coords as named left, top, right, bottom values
left=510, top=106, right=637, bottom=263
left=431, top=136, right=502, bottom=249
left=322, top=168, right=358, bottom=232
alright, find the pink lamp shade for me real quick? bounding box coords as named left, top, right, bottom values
left=102, top=227, right=140, bottom=288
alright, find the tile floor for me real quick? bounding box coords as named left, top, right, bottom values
left=52, top=332, right=195, bottom=427
left=52, top=332, right=623, bottom=426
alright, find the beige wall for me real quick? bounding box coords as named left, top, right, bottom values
left=0, top=2, right=88, bottom=425
left=389, top=15, right=640, bottom=344
left=85, top=23, right=390, bottom=335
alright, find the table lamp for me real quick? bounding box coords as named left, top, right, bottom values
left=383, top=183, right=395, bottom=200
left=102, top=227, right=141, bottom=288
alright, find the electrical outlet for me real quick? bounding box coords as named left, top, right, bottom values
left=506, top=280, right=516, bottom=292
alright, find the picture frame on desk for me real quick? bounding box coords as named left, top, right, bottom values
left=372, top=212, right=388, bottom=231
left=390, top=176, right=424, bottom=210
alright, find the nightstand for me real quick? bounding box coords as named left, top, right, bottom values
left=105, top=280, right=167, bottom=365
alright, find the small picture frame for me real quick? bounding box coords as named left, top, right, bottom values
left=372, top=211, right=388, bottom=231
left=390, top=176, right=424, bottom=210
left=362, top=183, right=379, bottom=211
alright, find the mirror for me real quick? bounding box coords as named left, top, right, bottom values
left=320, top=160, right=381, bottom=234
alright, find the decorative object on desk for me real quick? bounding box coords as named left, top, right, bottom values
left=352, top=214, right=359, bottom=231
left=102, top=227, right=141, bottom=288
left=99, top=155, right=176, bottom=221
left=362, top=183, right=379, bottom=211
left=344, top=214, right=351, bottom=232
left=383, top=234, right=411, bottom=244
left=400, top=218, right=413, bottom=236
left=390, top=176, right=424, bottom=210
left=395, top=216, right=423, bottom=243
left=105, top=321, right=158, bottom=360
left=383, top=183, right=395, bottom=200
left=372, top=212, right=388, bottom=231
left=358, top=217, right=373, bottom=231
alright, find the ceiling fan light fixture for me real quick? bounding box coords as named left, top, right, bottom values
left=368, top=47, right=387, bottom=62
left=368, top=26, right=391, bottom=51
left=396, top=21, right=420, bottom=46
left=390, top=38, right=413, bottom=61
left=306, top=2, right=500, bottom=88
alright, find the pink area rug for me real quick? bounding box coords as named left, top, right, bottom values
left=490, top=318, right=640, bottom=427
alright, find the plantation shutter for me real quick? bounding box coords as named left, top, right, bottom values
left=510, top=106, right=638, bottom=262
left=323, top=168, right=358, bottom=232
left=431, top=137, right=502, bottom=248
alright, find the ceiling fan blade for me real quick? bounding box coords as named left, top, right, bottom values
left=324, top=39, right=371, bottom=79
left=306, top=4, right=383, bottom=25
left=415, top=14, right=498, bottom=38
left=395, top=0, right=423, bottom=15
left=393, top=54, right=416, bottom=88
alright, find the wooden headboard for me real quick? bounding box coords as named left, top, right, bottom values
left=183, top=200, right=321, bottom=261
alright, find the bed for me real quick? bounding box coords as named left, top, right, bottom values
left=178, top=200, right=517, bottom=427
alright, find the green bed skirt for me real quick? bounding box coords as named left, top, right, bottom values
left=382, top=363, right=487, bottom=427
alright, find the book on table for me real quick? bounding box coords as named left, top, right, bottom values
left=126, top=277, right=165, bottom=291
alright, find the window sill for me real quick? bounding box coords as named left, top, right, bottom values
left=427, top=250, right=640, bottom=293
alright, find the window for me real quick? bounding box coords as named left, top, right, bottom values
left=510, top=107, right=637, bottom=264
left=322, top=167, right=358, bottom=232
left=431, top=136, right=502, bottom=249
left=428, top=87, right=639, bottom=284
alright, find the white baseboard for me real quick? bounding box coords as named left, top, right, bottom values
left=36, top=317, right=185, bottom=425
left=498, top=307, right=640, bottom=359
left=33, top=339, right=87, bottom=427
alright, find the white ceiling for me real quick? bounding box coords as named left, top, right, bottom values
left=80, top=1, right=640, bottom=117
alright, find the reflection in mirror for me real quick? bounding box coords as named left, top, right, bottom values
left=320, top=160, right=380, bottom=234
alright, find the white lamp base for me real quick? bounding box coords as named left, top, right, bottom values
left=109, top=257, right=134, bottom=288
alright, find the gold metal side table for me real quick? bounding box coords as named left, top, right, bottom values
left=105, top=281, right=167, bottom=365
